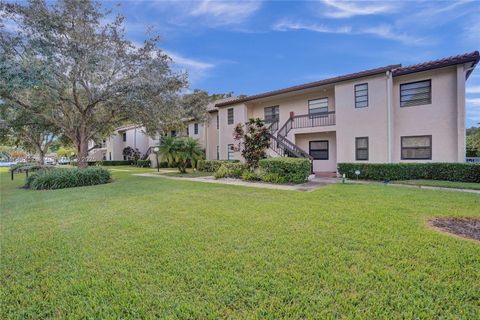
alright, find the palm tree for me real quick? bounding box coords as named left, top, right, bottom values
left=181, top=137, right=204, bottom=170
left=158, top=136, right=178, bottom=167
left=159, top=136, right=204, bottom=173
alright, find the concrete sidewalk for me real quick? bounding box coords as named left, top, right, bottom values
left=133, top=173, right=339, bottom=191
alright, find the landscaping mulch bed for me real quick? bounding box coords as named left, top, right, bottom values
left=429, top=218, right=480, bottom=242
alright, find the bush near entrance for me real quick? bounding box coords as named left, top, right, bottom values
left=258, top=158, right=311, bottom=184
left=197, top=160, right=240, bottom=172
left=337, top=162, right=480, bottom=183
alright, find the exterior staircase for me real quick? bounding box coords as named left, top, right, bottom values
left=266, top=111, right=336, bottom=171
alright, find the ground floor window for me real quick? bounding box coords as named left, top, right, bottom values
left=355, top=137, right=369, bottom=160
left=227, top=144, right=234, bottom=160
left=401, top=135, right=432, bottom=160
left=309, top=140, right=328, bottom=160
left=216, top=145, right=219, bottom=160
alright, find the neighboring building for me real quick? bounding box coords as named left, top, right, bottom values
left=200, top=51, right=479, bottom=173
left=89, top=124, right=156, bottom=162
left=185, top=97, right=237, bottom=161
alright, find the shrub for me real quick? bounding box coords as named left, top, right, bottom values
left=97, top=160, right=133, bottom=166
left=233, top=118, right=270, bottom=170
left=197, top=160, right=240, bottom=172
left=214, top=165, right=229, bottom=179
left=262, top=172, right=285, bottom=184
left=258, top=158, right=311, bottom=184
left=135, top=160, right=151, bottom=167
left=213, top=163, right=247, bottom=179
left=337, top=163, right=480, bottom=183
left=242, top=170, right=261, bottom=181
left=25, top=167, right=111, bottom=190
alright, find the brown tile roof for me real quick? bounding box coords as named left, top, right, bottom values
left=207, top=96, right=237, bottom=112
left=215, top=64, right=400, bottom=107
left=215, top=51, right=479, bottom=108
left=392, top=51, right=479, bottom=77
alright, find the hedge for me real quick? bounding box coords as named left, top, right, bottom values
left=337, top=163, right=480, bottom=183
left=135, top=160, right=151, bottom=167
left=197, top=160, right=240, bottom=172
left=96, top=160, right=134, bottom=166
left=214, top=163, right=247, bottom=179
left=25, top=167, right=112, bottom=190
left=258, top=158, right=311, bottom=184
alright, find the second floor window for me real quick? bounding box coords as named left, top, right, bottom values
left=400, top=80, right=431, bottom=107
left=308, top=98, right=328, bottom=117
left=355, top=137, right=369, bottom=160
left=309, top=140, right=328, bottom=160
left=194, top=123, right=199, bottom=134
left=227, top=108, right=234, bottom=124
left=264, top=105, right=279, bottom=123
left=216, top=113, right=219, bottom=129
left=122, top=132, right=127, bottom=142
left=355, top=83, right=368, bottom=108
left=401, top=135, right=432, bottom=160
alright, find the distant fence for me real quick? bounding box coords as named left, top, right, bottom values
left=466, top=157, right=480, bottom=163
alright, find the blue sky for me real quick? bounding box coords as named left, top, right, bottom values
left=94, top=1, right=480, bottom=127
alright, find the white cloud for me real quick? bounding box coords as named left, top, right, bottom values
left=164, top=50, right=214, bottom=87
left=165, top=51, right=214, bottom=71
left=190, top=0, right=261, bottom=25
left=466, top=86, right=480, bottom=94
left=319, top=0, right=397, bottom=18
left=273, top=20, right=425, bottom=45
left=466, top=98, right=480, bottom=107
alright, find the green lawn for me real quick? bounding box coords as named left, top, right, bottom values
left=395, top=179, right=480, bottom=190
left=1, top=168, right=479, bottom=318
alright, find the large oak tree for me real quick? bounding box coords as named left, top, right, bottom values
left=0, top=0, right=186, bottom=167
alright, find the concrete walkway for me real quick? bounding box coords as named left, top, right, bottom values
left=133, top=173, right=339, bottom=191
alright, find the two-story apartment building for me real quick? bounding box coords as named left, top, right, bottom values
left=88, top=124, right=155, bottom=162
left=199, top=51, right=478, bottom=173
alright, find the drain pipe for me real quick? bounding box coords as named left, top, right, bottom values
left=386, top=70, right=393, bottom=163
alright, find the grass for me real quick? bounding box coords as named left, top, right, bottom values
left=395, top=179, right=480, bottom=190
left=1, top=167, right=479, bottom=318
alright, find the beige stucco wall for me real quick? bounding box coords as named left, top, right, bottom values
left=392, top=66, right=460, bottom=162
left=105, top=127, right=151, bottom=161
left=247, top=87, right=336, bottom=127
left=187, top=121, right=205, bottom=147
left=205, top=112, right=219, bottom=160
left=218, top=103, right=248, bottom=160
left=294, top=131, right=337, bottom=172
left=335, top=74, right=389, bottom=163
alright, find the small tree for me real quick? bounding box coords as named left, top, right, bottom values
left=159, top=136, right=203, bottom=173
left=0, top=104, right=59, bottom=165
left=122, top=146, right=141, bottom=161
left=233, top=118, right=270, bottom=170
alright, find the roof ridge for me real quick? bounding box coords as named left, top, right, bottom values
left=392, top=51, right=479, bottom=76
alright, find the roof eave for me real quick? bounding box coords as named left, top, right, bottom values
left=215, top=64, right=400, bottom=108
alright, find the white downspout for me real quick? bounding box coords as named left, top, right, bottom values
left=386, top=71, right=393, bottom=163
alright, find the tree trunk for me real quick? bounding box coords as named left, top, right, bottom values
left=77, top=139, right=89, bottom=168
left=76, top=126, right=89, bottom=168
left=38, top=149, right=45, bottom=165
